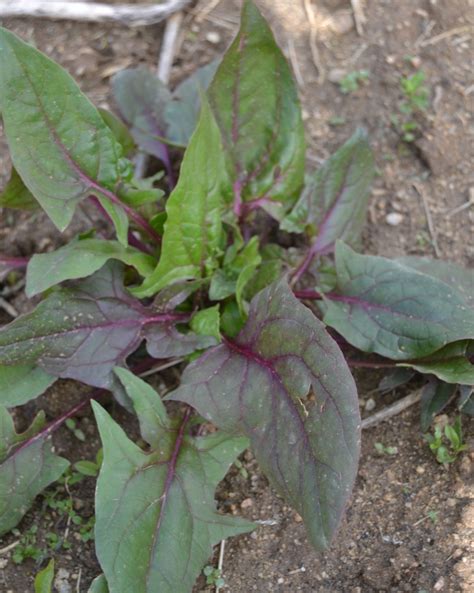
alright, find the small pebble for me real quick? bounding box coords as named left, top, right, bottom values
left=241, top=498, right=253, bottom=509
left=328, top=68, right=347, bottom=84
left=434, top=576, right=445, bottom=591
left=365, top=398, right=376, bottom=412
left=386, top=212, right=404, bottom=226
left=206, top=31, right=221, bottom=44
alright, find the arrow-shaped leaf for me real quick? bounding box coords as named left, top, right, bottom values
left=0, top=27, right=130, bottom=238
left=169, top=277, right=360, bottom=551
left=0, top=406, right=69, bottom=535
left=92, top=369, right=254, bottom=593
left=135, top=98, right=228, bottom=297
left=323, top=243, right=474, bottom=360
left=208, top=0, right=305, bottom=220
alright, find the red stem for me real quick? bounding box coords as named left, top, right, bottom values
left=0, top=255, right=29, bottom=269
left=13, top=388, right=104, bottom=457
left=294, top=289, right=324, bottom=300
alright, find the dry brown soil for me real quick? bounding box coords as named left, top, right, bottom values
left=0, top=1, right=473, bottom=592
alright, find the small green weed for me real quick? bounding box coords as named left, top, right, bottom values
left=11, top=525, right=42, bottom=564
left=374, top=442, right=398, bottom=455
left=392, top=70, right=430, bottom=142
left=339, top=70, right=370, bottom=94
left=425, top=416, right=468, bottom=465
left=203, top=565, right=225, bottom=587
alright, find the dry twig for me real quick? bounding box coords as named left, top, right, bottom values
left=194, top=0, right=222, bottom=23
left=303, top=0, right=325, bottom=84
left=0, top=296, right=18, bottom=318
left=287, top=37, right=305, bottom=89
left=413, top=182, right=441, bottom=258
left=0, top=0, right=192, bottom=26
left=420, top=25, right=472, bottom=47
left=361, top=390, right=422, bottom=430
left=350, top=0, right=367, bottom=36
left=215, top=539, right=226, bottom=593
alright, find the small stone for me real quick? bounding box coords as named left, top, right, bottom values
left=416, top=465, right=425, bottom=474
left=294, top=512, right=303, bottom=523
left=365, top=398, right=376, bottom=412
left=328, top=11, right=354, bottom=35
left=206, top=31, right=221, bottom=44
left=241, top=498, right=253, bottom=509
left=434, top=576, right=445, bottom=591
left=277, top=577, right=284, bottom=584
left=386, top=212, right=404, bottom=226
left=328, top=68, right=347, bottom=84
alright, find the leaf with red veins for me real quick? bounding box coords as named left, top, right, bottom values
left=92, top=369, right=254, bottom=593
left=0, top=263, right=215, bottom=400
left=168, top=277, right=360, bottom=551
left=0, top=406, right=69, bottom=536
left=208, top=0, right=305, bottom=220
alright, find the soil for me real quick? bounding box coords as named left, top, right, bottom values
left=0, top=1, right=473, bottom=592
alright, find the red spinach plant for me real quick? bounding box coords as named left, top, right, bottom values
left=0, top=2, right=472, bottom=591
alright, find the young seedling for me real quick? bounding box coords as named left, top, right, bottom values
left=374, top=442, right=398, bottom=455
left=425, top=416, right=468, bottom=465
left=339, top=69, right=370, bottom=94
left=0, top=2, right=472, bottom=591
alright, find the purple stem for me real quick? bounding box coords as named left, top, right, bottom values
left=13, top=388, right=104, bottom=457
left=0, top=255, right=29, bottom=269
left=90, top=196, right=158, bottom=253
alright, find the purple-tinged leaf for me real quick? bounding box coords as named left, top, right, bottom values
left=208, top=0, right=305, bottom=221
left=0, top=406, right=69, bottom=535
left=0, top=263, right=215, bottom=396
left=112, top=68, right=172, bottom=166
left=323, top=243, right=474, bottom=360
left=92, top=370, right=254, bottom=593
left=0, top=27, right=132, bottom=238
left=420, top=378, right=457, bottom=432
left=168, top=278, right=360, bottom=551
left=282, top=129, right=374, bottom=247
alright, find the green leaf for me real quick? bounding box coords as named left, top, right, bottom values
left=74, top=460, right=99, bottom=477
left=281, top=129, right=374, bottom=254
left=190, top=306, right=221, bottom=342
left=88, top=575, right=109, bottom=593
left=134, top=99, right=228, bottom=297
left=169, top=278, right=360, bottom=551
left=26, top=238, right=155, bottom=297
left=395, top=256, right=474, bottom=307
left=0, top=27, right=131, bottom=236
left=420, top=379, right=457, bottom=432
left=208, top=0, right=305, bottom=220
left=323, top=243, right=474, bottom=360
left=0, top=406, right=69, bottom=535
left=165, top=59, right=220, bottom=145
left=209, top=237, right=262, bottom=308
left=35, top=559, right=55, bottom=593
left=92, top=370, right=254, bottom=593
left=0, top=364, right=55, bottom=407
left=98, top=107, right=135, bottom=156
left=0, top=168, right=38, bottom=210
left=399, top=341, right=474, bottom=385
